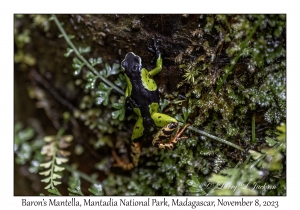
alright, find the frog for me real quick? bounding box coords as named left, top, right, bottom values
left=113, top=44, right=189, bottom=170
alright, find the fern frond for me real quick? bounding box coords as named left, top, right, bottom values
left=39, top=128, right=73, bottom=189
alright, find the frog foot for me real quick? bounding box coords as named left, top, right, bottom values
left=111, top=142, right=141, bottom=170
left=111, top=150, right=134, bottom=170
left=148, top=37, right=161, bottom=59
left=153, top=123, right=190, bottom=150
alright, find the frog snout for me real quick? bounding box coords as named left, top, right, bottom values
left=121, top=60, right=128, bottom=70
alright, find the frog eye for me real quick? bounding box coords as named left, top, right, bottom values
left=133, top=63, right=140, bottom=71
left=121, top=61, right=127, bottom=69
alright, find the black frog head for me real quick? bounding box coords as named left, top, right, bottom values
left=121, top=52, right=142, bottom=77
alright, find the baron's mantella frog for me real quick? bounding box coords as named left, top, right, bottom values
left=113, top=48, right=189, bottom=170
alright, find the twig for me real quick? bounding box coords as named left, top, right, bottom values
left=252, top=114, right=256, bottom=143
left=185, top=124, right=244, bottom=151
left=52, top=14, right=124, bottom=95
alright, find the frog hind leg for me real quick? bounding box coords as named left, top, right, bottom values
left=112, top=141, right=140, bottom=170
left=151, top=112, right=190, bottom=149
left=153, top=123, right=190, bottom=150
left=112, top=117, right=144, bottom=170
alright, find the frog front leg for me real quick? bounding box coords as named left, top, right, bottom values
left=148, top=39, right=162, bottom=77
left=151, top=113, right=190, bottom=149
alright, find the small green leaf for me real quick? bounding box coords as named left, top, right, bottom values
left=112, top=102, right=124, bottom=109
left=276, top=123, right=286, bottom=142
left=111, top=63, right=120, bottom=75
left=73, top=57, right=82, bottom=65
left=89, top=57, right=102, bottom=66
left=47, top=187, right=62, bottom=195
left=95, top=158, right=110, bottom=171
left=85, top=71, right=97, bottom=90
left=100, top=63, right=120, bottom=78
left=175, top=114, right=184, bottom=123
left=68, top=35, right=75, bottom=40
left=39, top=169, right=51, bottom=176
left=68, top=176, right=84, bottom=196
left=186, top=179, right=198, bottom=188
left=61, top=135, right=74, bottom=143
left=95, top=96, right=105, bottom=105
left=41, top=177, right=51, bottom=183
left=114, top=73, right=126, bottom=89
left=182, top=106, right=190, bottom=123
left=64, top=47, right=74, bottom=57
left=265, top=137, right=277, bottom=147
left=17, top=127, right=35, bottom=142
left=186, top=176, right=206, bottom=195
left=249, top=150, right=263, bottom=160
left=159, top=99, right=169, bottom=111
left=43, top=136, right=55, bottom=142
left=95, top=82, right=112, bottom=106
left=44, top=183, right=51, bottom=189
left=276, top=123, right=286, bottom=133
left=55, top=157, right=69, bottom=165
left=72, top=57, right=85, bottom=76
left=52, top=173, right=62, bottom=179
left=112, top=100, right=125, bottom=120
left=40, top=160, right=52, bottom=168
left=112, top=108, right=125, bottom=121
left=189, top=187, right=199, bottom=193
left=54, top=165, right=65, bottom=172
left=53, top=181, right=62, bottom=186
left=78, top=46, right=91, bottom=54
left=15, top=142, right=32, bottom=164
left=68, top=189, right=83, bottom=196
left=41, top=143, right=54, bottom=156
left=88, top=184, right=103, bottom=196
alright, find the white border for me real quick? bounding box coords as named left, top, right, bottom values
left=3, top=0, right=298, bottom=209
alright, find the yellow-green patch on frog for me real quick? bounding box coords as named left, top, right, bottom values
left=113, top=51, right=189, bottom=170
